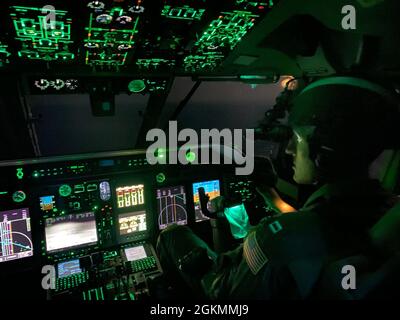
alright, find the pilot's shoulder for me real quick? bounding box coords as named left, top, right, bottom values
left=257, top=210, right=322, bottom=236
left=249, top=211, right=326, bottom=264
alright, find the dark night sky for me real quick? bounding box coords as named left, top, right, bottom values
left=28, top=78, right=282, bottom=156
left=28, top=94, right=148, bottom=156
left=175, top=78, right=282, bottom=131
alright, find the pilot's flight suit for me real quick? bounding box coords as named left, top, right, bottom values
left=157, top=179, right=395, bottom=299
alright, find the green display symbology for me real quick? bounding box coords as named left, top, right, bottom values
left=12, top=190, right=26, bottom=203
left=146, top=79, right=168, bottom=92
left=184, top=52, right=225, bottom=71
left=161, top=5, right=205, bottom=21
left=196, top=11, right=258, bottom=51
left=236, top=0, right=273, bottom=8
left=85, top=9, right=139, bottom=66
left=0, top=42, right=11, bottom=66
left=183, top=10, right=259, bottom=71
left=10, top=6, right=74, bottom=62
left=136, top=58, right=175, bottom=70
left=128, top=79, right=146, bottom=93
left=59, top=184, right=72, bottom=197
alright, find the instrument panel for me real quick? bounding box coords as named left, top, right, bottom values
left=0, top=150, right=268, bottom=299
left=0, top=151, right=259, bottom=261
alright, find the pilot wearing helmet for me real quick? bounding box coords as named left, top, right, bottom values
left=157, top=77, right=400, bottom=299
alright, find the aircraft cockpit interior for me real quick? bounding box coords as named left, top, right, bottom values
left=1, top=0, right=400, bottom=304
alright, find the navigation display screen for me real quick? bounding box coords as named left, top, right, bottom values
left=0, top=208, right=33, bottom=263
left=156, top=186, right=187, bottom=230
left=57, top=259, right=82, bottom=278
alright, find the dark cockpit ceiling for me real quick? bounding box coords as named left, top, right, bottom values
left=1, top=0, right=400, bottom=160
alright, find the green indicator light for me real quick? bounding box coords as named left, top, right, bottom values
left=74, top=185, right=85, bottom=194
left=12, top=190, right=26, bottom=203
left=16, top=168, right=24, bottom=180
left=240, top=75, right=267, bottom=80
left=87, top=184, right=97, bottom=192
left=0, top=191, right=8, bottom=195
left=156, top=148, right=166, bottom=160
left=59, top=184, right=72, bottom=197
left=185, top=151, right=196, bottom=163
left=156, top=173, right=166, bottom=184
left=128, top=79, right=146, bottom=93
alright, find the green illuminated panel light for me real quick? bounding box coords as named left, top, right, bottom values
left=10, top=6, right=74, bottom=62
left=128, top=158, right=148, bottom=167
left=146, top=79, right=168, bottom=92
left=69, top=165, right=86, bottom=174
left=136, top=58, right=175, bottom=69
left=16, top=168, right=24, bottom=179
left=0, top=42, right=11, bottom=66
left=184, top=52, right=225, bottom=71
left=33, top=167, right=65, bottom=178
left=196, top=11, right=259, bottom=51
left=85, top=9, right=139, bottom=66
left=59, top=184, right=72, bottom=197
left=161, top=5, right=205, bottom=21
left=236, top=0, right=273, bottom=8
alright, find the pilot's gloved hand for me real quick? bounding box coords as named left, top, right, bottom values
left=208, top=196, right=226, bottom=216
left=210, top=196, right=251, bottom=239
